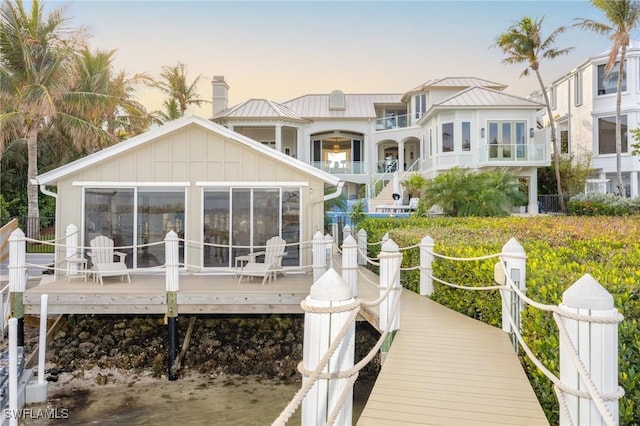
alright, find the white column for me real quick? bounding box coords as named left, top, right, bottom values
left=341, top=235, right=358, bottom=297
left=630, top=171, right=639, bottom=198
left=398, top=141, right=405, bottom=172
left=275, top=124, right=282, bottom=152
left=301, top=269, right=355, bottom=426
left=8, top=317, right=18, bottom=426
left=559, top=274, right=620, bottom=426
left=419, top=236, right=434, bottom=296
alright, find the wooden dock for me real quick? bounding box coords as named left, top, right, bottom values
left=357, top=289, right=549, bottom=425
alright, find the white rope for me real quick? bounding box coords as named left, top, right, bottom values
left=429, top=272, right=504, bottom=291
left=355, top=247, right=380, bottom=266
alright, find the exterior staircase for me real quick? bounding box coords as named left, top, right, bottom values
left=368, top=172, right=404, bottom=213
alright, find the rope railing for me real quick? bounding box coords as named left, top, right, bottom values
left=273, top=261, right=402, bottom=425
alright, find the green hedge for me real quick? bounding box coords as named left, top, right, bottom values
left=357, top=216, right=640, bottom=425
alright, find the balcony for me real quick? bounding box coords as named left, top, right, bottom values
left=375, top=114, right=410, bottom=131
left=311, top=161, right=366, bottom=175
left=478, top=143, right=548, bottom=165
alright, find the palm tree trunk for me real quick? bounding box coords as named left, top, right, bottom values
left=26, top=125, right=40, bottom=223
left=535, top=69, right=565, bottom=211
left=615, top=46, right=626, bottom=197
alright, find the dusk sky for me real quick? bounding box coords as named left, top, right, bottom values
left=52, top=0, right=637, bottom=116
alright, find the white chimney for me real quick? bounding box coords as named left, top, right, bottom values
left=211, top=75, right=229, bottom=116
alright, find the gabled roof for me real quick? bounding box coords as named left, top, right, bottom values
left=401, top=77, right=507, bottom=102
left=33, top=115, right=340, bottom=186
left=282, top=93, right=402, bottom=118
left=213, top=98, right=305, bottom=122
left=420, top=86, right=544, bottom=123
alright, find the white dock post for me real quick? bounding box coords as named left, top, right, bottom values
left=500, top=238, right=526, bottom=351
left=325, top=234, right=334, bottom=269
left=25, top=294, right=49, bottom=403
left=343, top=224, right=352, bottom=241
left=165, top=230, right=180, bottom=380
left=330, top=222, right=338, bottom=247
left=301, top=269, right=355, bottom=426
left=356, top=229, right=367, bottom=266
left=341, top=235, right=358, bottom=297
left=419, top=236, right=434, bottom=296
left=559, top=274, right=621, bottom=426
left=65, top=224, right=78, bottom=280
left=9, top=228, right=26, bottom=346
left=312, top=231, right=326, bottom=282
left=8, top=317, right=18, bottom=426
left=379, top=238, right=402, bottom=354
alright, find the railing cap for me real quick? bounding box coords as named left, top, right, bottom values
left=310, top=268, right=352, bottom=301
left=342, top=235, right=357, bottom=246
left=563, top=273, right=614, bottom=310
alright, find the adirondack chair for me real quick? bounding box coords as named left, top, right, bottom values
left=87, top=236, right=131, bottom=285
left=237, top=236, right=287, bottom=285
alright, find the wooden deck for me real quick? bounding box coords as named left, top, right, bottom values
left=22, top=271, right=381, bottom=317
left=357, top=289, right=549, bottom=426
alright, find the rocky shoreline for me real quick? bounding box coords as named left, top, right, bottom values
left=28, top=314, right=381, bottom=385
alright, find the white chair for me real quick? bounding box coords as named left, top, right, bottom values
left=237, top=236, right=287, bottom=285
left=87, top=236, right=131, bottom=285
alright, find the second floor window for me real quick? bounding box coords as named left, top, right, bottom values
left=597, top=62, right=626, bottom=95
left=415, top=94, right=427, bottom=119
left=442, top=123, right=454, bottom=152
left=598, top=115, right=628, bottom=154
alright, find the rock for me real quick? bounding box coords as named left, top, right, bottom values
left=78, top=331, right=91, bottom=341
left=114, top=321, right=127, bottom=330
left=79, top=342, right=95, bottom=354
left=95, top=374, right=107, bottom=386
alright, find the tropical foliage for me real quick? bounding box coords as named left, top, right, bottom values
left=154, top=61, right=208, bottom=122
left=538, top=153, right=595, bottom=196
left=568, top=192, right=640, bottom=215
left=417, top=167, right=525, bottom=217
left=494, top=16, right=573, bottom=209
left=358, top=215, right=640, bottom=425
left=575, top=0, right=640, bottom=197
left=401, top=173, right=427, bottom=199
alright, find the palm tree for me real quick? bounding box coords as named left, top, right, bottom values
left=575, top=0, right=640, bottom=197
left=0, top=0, right=90, bottom=219
left=494, top=16, right=573, bottom=210
left=155, top=61, right=208, bottom=121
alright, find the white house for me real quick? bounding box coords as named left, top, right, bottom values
left=211, top=75, right=549, bottom=214
left=530, top=41, right=640, bottom=197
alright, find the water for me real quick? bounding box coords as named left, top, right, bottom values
left=23, top=374, right=373, bottom=425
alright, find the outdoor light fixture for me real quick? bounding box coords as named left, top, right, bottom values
left=529, top=128, right=534, bottom=138
left=481, top=128, right=485, bottom=138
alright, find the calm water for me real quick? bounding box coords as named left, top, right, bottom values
left=23, top=375, right=373, bottom=425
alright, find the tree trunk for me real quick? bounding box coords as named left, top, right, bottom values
left=26, top=124, right=40, bottom=227
left=535, top=69, right=565, bottom=211
left=615, top=47, right=626, bottom=197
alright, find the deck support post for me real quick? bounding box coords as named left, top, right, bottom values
left=301, top=269, right=355, bottom=426
left=419, top=236, right=434, bottom=296
left=165, top=231, right=180, bottom=381
left=379, top=238, right=401, bottom=358
left=26, top=294, right=49, bottom=403
left=8, top=317, right=18, bottom=426
left=9, top=228, right=26, bottom=346
left=341, top=235, right=358, bottom=297
left=559, top=274, right=621, bottom=426
left=356, top=229, right=367, bottom=266
left=500, top=238, right=526, bottom=351
left=312, top=231, right=326, bottom=282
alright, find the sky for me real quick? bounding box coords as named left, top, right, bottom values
left=49, top=0, right=638, bottom=117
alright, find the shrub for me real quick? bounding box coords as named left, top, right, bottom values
left=568, top=193, right=640, bottom=216
left=358, top=216, right=640, bottom=425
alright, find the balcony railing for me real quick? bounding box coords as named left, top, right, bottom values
left=311, top=161, right=366, bottom=174
left=479, top=143, right=548, bottom=163
left=374, top=114, right=410, bottom=131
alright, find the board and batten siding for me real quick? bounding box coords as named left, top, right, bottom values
left=53, top=123, right=326, bottom=270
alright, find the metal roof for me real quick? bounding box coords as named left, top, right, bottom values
left=434, top=86, right=545, bottom=108
left=404, top=77, right=507, bottom=97
left=282, top=93, right=402, bottom=118
left=214, top=99, right=304, bottom=121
